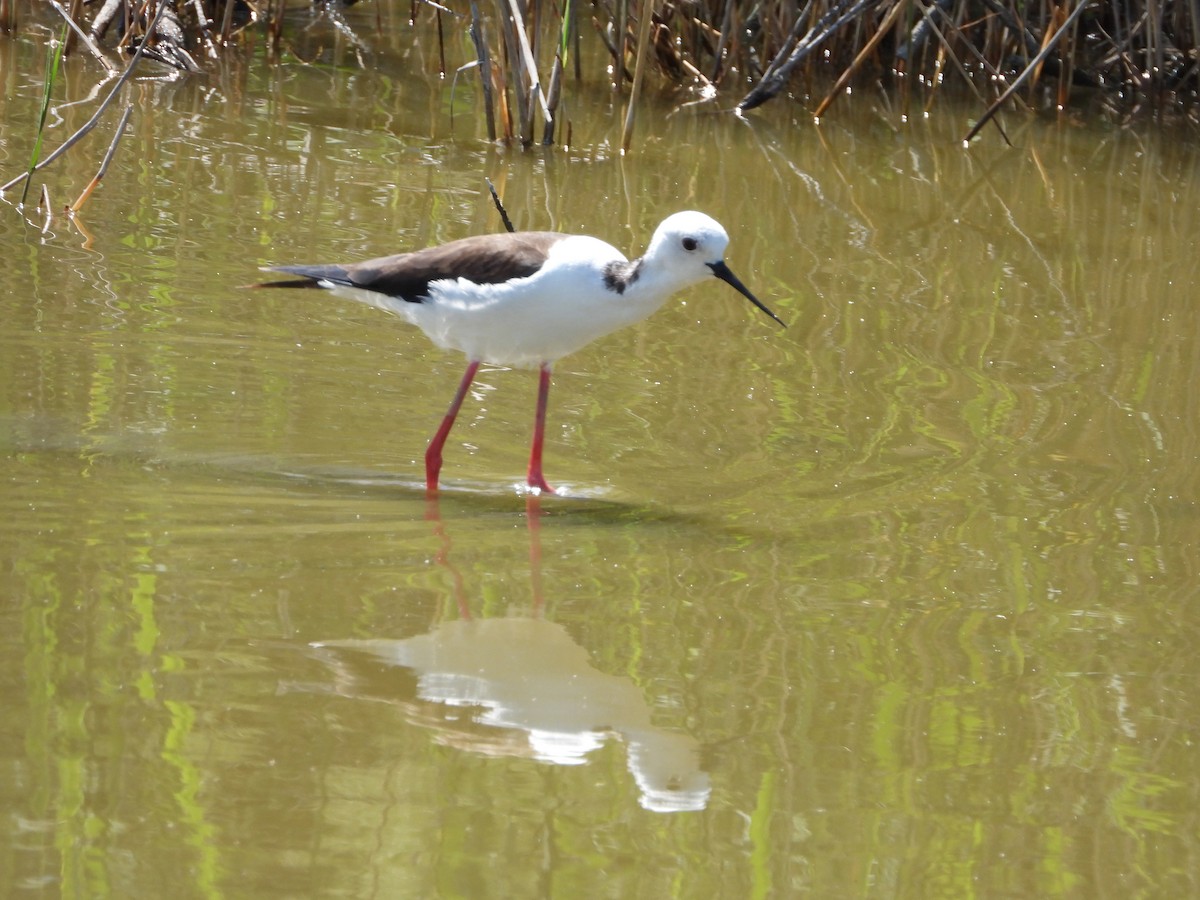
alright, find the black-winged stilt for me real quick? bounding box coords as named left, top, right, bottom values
left=256, top=211, right=783, bottom=494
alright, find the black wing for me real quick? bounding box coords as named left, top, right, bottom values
left=257, top=232, right=566, bottom=302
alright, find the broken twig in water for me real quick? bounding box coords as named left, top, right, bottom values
left=486, top=178, right=516, bottom=233
left=39, top=184, right=53, bottom=233
left=70, top=104, right=133, bottom=213
left=48, top=0, right=118, bottom=73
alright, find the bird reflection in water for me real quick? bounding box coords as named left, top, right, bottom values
left=305, top=495, right=711, bottom=813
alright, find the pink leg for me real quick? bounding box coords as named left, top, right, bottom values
left=526, top=364, right=555, bottom=494
left=425, top=360, right=481, bottom=493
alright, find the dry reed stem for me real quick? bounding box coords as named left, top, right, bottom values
left=48, top=0, right=118, bottom=72
left=621, top=0, right=657, bottom=153
left=469, top=2, right=498, bottom=141
left=187, top=0, right=218, bottom=59
left=962, top=0, right=1094, bottom=142
left=1, top=0, right=165, bottom=195
left=503, top=0, right=551, bottom=143
left=9, top=0, right=1199, bottom=151
left=740, top=0, right=883, bottom=112
left=709, top=0, right=735, bottom=82
left=70, top=103, right=133, bottom=213
left=435, top=8, right=447, bottom=76
left=63, top=0, right=82, bottom=53
left=813, top=0, right=909, bottom=118
left=542, top=51, right=563, bottom=144
left=39, top=183, right=52, bottom=232
left=486, top=177, right=516, bottom=232
left=911, top=3, right=1014, bottom=142
left=219, top=0, right=235, bottom=44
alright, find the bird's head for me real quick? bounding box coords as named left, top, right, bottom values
left=646, top=211, right=784, bottom=327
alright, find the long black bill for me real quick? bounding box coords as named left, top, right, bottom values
left=708, top=261, right=786, bottom=328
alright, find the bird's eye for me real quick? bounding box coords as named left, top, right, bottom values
left=682, top=237, right=698, bottom=251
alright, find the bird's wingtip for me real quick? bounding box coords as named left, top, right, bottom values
left=245, top=274, right=325, bottom=290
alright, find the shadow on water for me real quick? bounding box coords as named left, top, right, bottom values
left=1, top=406, right=978, bottom=555
left=1, top=408, right=775, bottom=531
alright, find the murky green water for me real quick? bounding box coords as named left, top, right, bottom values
left=2, top=7, right=1199, bottom=898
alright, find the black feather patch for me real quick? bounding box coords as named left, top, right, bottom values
left=602, top=259, right=642, bottom=294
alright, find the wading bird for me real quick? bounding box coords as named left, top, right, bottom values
left=255, top=211, right=783, bottom=494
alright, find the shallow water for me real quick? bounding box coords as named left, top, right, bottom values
left=2, top=8, right=1199, bottom=898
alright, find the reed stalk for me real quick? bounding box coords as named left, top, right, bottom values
left=621, top=0, right=656, bottom=153
left=4, top=0, right=1199, bottom=155
left=469, top=2, right=498, bottom=141
left=486, top=177, right=516, bottom=232
left=219, top=0, right=234, bottom=44
left=503, top=0, right=550, bottom=144
left=962, top=0, right=1094, bottom=142
left=2, top=0, right=166, bottom=196
left=38, top=183, right=52, bottom=232
left=541, top=0, right=571, bottom=144
left=813, top=0, right=908, bottom=119
left=48, top=0, right=117, bottom=71
left=69, top=104, right=133, bottom=213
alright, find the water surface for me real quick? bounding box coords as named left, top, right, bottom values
left=2, top=11, right=1199, bottom=898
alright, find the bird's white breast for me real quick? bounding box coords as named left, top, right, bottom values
left=405, top=235, right=668, bottom=367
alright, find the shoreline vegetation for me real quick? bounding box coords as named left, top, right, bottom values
left=0, top=0, right=1196, bottom=202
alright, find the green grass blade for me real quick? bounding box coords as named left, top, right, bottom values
left=22, top=22, right=68, bottom=206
